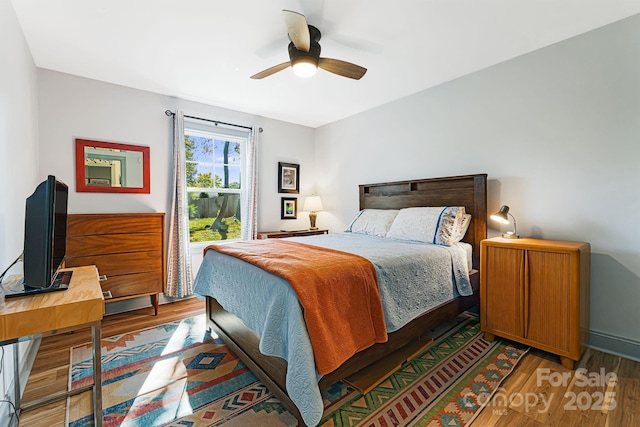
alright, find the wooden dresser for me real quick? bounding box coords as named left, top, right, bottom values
left=66, top=213, right=166, bottom=315
left=480, top=237, right=590, bottom=369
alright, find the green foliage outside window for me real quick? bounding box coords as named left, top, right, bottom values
left=189, top=217, right=241, bottom=242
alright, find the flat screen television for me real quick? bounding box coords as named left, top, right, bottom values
left=6, top=175, right=72, bottom=298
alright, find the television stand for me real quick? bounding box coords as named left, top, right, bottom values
left=0, top=266, right=104, bottom=427
left=5, top=270, right=73, bottom=299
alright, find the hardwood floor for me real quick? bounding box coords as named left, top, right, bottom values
left=16, top=298, right=639, bottom=426
left=472, top=347, right=639, bottom=426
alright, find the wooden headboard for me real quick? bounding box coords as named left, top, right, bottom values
left=359, top=174, right=487, bottom=269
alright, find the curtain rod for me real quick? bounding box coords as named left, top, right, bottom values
left=165, top=110, right=262, bottom=133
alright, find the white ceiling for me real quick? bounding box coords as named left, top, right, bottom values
left=11, top=0, right=640, bottom=128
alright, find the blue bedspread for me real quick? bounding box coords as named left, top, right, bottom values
left=193, top=232, right=471, bottom=426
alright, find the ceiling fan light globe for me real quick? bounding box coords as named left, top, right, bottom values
left=292, top=61, right=317, bottom=77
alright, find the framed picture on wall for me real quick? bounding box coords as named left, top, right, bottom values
left=278, top=162, right=299, bottom=194
left=281, top=197, right=298, bottom=219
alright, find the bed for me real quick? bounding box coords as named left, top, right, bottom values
left=194, top=173, right=487, bottom=426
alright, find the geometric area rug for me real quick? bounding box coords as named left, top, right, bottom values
left=67, top=314, right=528, bottom=426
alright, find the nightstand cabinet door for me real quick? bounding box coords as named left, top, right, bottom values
left=483, top=246, right=524, bottom=339
left=480, top=237, right=590, bottom=368
left=526, top=250, right=571, bottom=352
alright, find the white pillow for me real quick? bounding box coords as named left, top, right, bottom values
left=386, top=206, right=466, bottom=246
left=345, top=209, right=399, bottom=237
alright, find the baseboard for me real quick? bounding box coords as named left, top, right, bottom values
left=588, top=330, right=640, bottom=362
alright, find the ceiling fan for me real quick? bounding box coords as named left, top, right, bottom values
left=251, top=10, right=367, bottom=80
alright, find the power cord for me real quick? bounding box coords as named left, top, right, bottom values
left=0, top=252, right=24, bottom=290
left=0, top=398, right=19, bottom=425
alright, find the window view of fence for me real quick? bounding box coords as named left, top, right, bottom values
left=188, top=192, right=241, bottom=241
left=185, top=129, right=245, bottom=242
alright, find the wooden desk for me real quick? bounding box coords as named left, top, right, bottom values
left=0, top=266, right=104, bottom=426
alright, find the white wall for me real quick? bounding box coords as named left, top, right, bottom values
left=0, top=0, right=39, bottom=278
left=0, top=0, right=40, bottom=423
left=316, top=15, right=640, bottom=359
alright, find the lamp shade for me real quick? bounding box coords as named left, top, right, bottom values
left=490, top=205, right=511, bottom=224
left=303, top=195, right=324, bottom=212
left=490, top=205, right=520, bottom=238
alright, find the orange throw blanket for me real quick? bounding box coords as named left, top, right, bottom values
left=205, top=239, right=388, bottom=374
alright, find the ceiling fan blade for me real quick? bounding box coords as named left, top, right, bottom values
left=318, top=58, right=367, bottom=80
left=282, top=9, right=310, bottom=52
left=250, top=61, right=291, bottom=79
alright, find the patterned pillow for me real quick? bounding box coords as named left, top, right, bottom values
left=386, top=207, right=466, bottom=246
left=345, top=209, right=399, bottom=238
left=451, top=214, right=472, bottom=243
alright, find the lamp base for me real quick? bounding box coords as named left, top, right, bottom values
left=309, top=211, right=318, bottom=230
left=502, top=233, right=521, bottom=239
left=309, top=227, right=319, bottom=231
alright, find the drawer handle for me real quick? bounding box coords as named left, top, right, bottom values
left=102, top=290, right=113, bottom=299
left=99, top=275, right=108, bottom=282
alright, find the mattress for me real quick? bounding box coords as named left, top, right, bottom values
left=193, top=232, right=472, bottom=426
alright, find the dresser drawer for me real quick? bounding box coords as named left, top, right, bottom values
left=66, top=251, right=163, bottom=277
left=101, top=272, right=163, bottom=298
left=66, top=234, right=162, bottom=256
left=67, top=214, right=163, bottom=235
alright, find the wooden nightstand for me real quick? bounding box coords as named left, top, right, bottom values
left=257, top=229, right=329, bottom=239
left=480, top=237, right=590, bottom=369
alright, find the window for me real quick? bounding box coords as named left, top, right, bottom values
left=184, top=120, right=249, bottom=244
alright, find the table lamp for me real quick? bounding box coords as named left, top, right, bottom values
left=490, top=205, right=520, bottom=238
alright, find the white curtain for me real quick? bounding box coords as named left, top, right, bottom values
left=166, top=110, right=193, bottom=297
left=243, top=127, right=259, bottom=240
